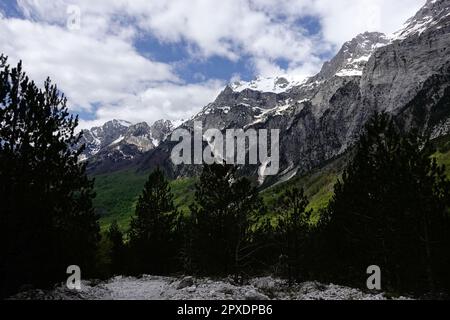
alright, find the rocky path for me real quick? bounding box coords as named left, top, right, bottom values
left=10, top=276, right=411, bottom=300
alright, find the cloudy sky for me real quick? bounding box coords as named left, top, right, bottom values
left=0, top=0, right=425, bottom=128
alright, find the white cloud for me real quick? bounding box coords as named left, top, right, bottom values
left=1, top=0, right=427, bottom=128
left=16, top=0, right=324, bottom=75
left=78, top=80, right=224, bottom=129
left=0, top=1, right=233, bottom=127
left=14, top=0, right=428, bottom=67
left=0, top=18, right=177, bottom=112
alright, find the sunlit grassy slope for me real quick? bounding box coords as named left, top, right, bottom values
left=93, top=135, right=450, bottom=231
left=433, top=135, right=450, bottom=176
left=261, top=155, right=349, bottom=224
left=93, top=168, right=196, bottom=231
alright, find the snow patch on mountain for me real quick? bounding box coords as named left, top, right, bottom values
left=79, top=119, right=174, bottom=165
left=246, top=99, right=307, bottom=128
left=171, top=119, right=186, bottom=130
left=231, top=75, right=307, bottom=94
left=117, top=120, right=132, bottom=127
left=109, top=136, right=124, bottom=146
left=333, top=34, right=389, bottom=78
left=391, top=0, right=450, bottom=41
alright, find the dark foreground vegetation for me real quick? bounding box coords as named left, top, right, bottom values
left=1, top=56, right=450, bottom=298
left=0, top=56, right=99, bottom=297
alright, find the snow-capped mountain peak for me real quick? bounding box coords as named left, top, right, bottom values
left=391, top=0, right=450, bottom=40
left=230, top=75, right=307, bottom=94
left=229, top=31, right=391, bottom=97
left=313, top=32, right=390, bottom=79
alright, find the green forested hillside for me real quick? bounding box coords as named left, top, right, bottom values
left=93, top=135, right=450, bottom=231
left=261, top=154, right=349, bottom=224
left=93, top=169, right=147, bottom=230
left=93, top=169, right=196, bottom=231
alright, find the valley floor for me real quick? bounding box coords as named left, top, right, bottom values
left=10, top=276, right=411, bottom=300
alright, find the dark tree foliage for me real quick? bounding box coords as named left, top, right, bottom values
left=188, top=163, right=262, bottom=278
left=248, top=215, right=279, bottom=275
left=178, top=211, right=197, bottom=274
left=0, top=55, right=100, bottom=297
left=320, top=113, right=450, bottom=293
left=107, top=221, right=126, bottom=275
left=275, top=187, right=312, bottom=284
left=128, top=168, right=179, bottom=275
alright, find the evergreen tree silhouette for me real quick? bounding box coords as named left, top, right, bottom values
left=321, top=113, right=450, bottom=293
left=0, top=55, right=100, bottom=297
left=128, top=168, right=179, bottom=275
left=107, top=221, right=126, bottom=275
left=276, top=187, right=312, bottom=284
left=189, top=163, right=262, bottom=278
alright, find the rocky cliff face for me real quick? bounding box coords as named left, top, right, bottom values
left=135, top=0, right=450, bottom=184
left=80, top=119, right=173, bottom=174
left=80, top=120, right=132, bottom=161
left=315, top=32, right=390, bottom=79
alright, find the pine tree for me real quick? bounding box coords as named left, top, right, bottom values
left=322, top=113, right=450, bottom=293
left=128, top=168, right=179, bottom=275
left=189, top=163, right=262, bottom=278
left=276, top=187, right=312, bottom=284
left=107, top=221, right=126, bottom=275
left=0, top=56, right=100, bottom=297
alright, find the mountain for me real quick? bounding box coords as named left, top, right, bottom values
left=80, top=119, right=132, bottom=160
left=80, top=119, right=173, bottom=174
left=154, top=31, right=394, bottom=182
left=99, top=0, right=450, bottom=186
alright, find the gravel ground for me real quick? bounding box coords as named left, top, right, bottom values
left=9, top=276, right=413, bottom=300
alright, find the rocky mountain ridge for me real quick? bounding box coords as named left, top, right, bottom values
left=79, top=119, right=173, bottom=173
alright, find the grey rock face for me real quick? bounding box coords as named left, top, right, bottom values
left=79, top=119, right=131, bottom=160
left=150, top=119, right=173, bottom=144
left=313, top=32, right=390, bottom=80
left=362, top=1, right=450, bottom=115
